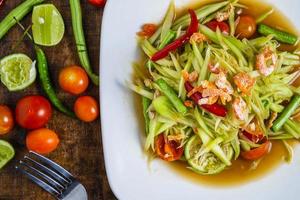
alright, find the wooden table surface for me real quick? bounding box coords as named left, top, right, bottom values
left=0, top=1, right=116, bottom=199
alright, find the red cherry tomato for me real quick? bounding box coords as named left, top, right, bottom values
left=235, top=15, right=256, bottom=39
left=155, top=134, right=183, bottom=162
left=88, top=0, right=106, bottom=7
left=16, top=96, right=52, bottom=129
left=0, top=105, right=14, bottom=135
left=241, top=141, right=272, bottom=160
left=206, top=20, right=230, bottom=34
left=26, top=128, right=59, bottom=154
left=59, top=66, right=89, bottom=95
left=74, top=96, right=99, bottom=122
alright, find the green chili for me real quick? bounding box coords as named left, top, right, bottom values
left=0, top=0, right=44, bottom=40
left=35, top=46, right=75, bottom=118
left=69, top=0, right=99, bottom=85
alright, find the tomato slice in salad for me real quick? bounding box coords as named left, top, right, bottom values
left=242, top=131, right=265, bottom=144
left=206, top=20, right=229, bottom=34
left=242, top=119, right=266, bottom=143
left=155, top=134, right=183, bottom=161
left=241, top=141, right=272, bottom=160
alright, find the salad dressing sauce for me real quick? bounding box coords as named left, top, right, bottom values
left=134, top=0, right=300, bottom=186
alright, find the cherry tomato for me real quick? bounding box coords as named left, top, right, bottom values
left=74, top=96, right=99, bottom=122
left=59, top=66, right=89, bottom=95
left=137, top=23, right=158, bottom=38
left=241, top=141, right=272, bottom=160
left=206, top=20, right=229, bottom=34
left=0, top=105, right=14, bottom=135
left=26, top=128, right=59, bottom=154
left=235, top=15, right=256, bottom=39
left=155, top=134, right=184, bottom=162
left=242, top=119, right=265, bottom=143
left=242, top=131, right=265, bottom=144
left=16, top=96, right=52, bottom=129
left=88, top=0, right=106, bottom=7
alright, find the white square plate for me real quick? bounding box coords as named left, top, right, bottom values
left=100, top=1, right=300, bottom=199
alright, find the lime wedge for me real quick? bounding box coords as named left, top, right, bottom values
left=0, top=140, right=15, bottom=169
left=32, top=4, right=65, bottom=46
left=0, top=54, right=36, bottom=91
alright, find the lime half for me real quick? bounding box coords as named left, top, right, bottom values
left=0, top=140, right=15, bottom=169
left=0, top=54, right=36, bottom=91
left=32, top=4, right=65, bottom=46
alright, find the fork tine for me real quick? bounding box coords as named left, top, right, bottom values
left=20, top=160, right=65, bottom=190
left=16, top=165, right=61, bottom=198
left=29, top=151, right=74, bottom=181
left=24, top=156, right=70, bottom=185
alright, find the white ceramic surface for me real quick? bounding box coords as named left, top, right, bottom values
left=100, top=1, right=300, bottom=200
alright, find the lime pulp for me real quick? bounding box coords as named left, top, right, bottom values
left=0, top=140, right=15, bottom=169
left=32, top=4, right=65, bottom=46
left=0, top=54, right=36, bottom=91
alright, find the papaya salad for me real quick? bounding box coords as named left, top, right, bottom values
left=130, top=0, right=300, bottom=175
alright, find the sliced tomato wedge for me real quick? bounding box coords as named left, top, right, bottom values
left=242, top=119, right=265, bottom=143
left=206, top=20, right=229, bottom=34
left=241, top=141, right=272, bottom=160
left=242, top=131, right=265, bottom=144
left=155, top=134, right=183, bottom=162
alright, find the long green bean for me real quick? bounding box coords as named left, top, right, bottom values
left=272, top=95, right=300, bottom=132
left=0, top=0, right=44, bottom=40
left=69, top=0, right=99, bottom=85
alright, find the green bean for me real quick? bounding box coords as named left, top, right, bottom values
left=0, top=0, right=44, bottom=40
left=156, top=79, right=187, bottom=114
left=272, top=95, right=300, bottom=132
left=69, top=0, right=99, bottom=85
left=35, top=46, right=75, bottom=118
left=142, top=97, right=151, bottom=135
left=258, top=24, right=298, bottom=45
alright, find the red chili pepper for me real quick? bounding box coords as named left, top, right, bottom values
left=184, top=82, right=227, bottom=117
left=206, top=20, right=229, bottom=34
left=151, top=9, right=199, bottom=61
left=88, top=0, right=106, bottom=7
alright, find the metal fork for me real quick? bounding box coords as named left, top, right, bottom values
left=15, top=151, right=88, bottom=200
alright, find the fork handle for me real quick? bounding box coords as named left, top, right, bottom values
left=61, top=184, right=88, bottom=200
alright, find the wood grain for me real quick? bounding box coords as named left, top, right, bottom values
left=0, top=0, right=116, bottom=199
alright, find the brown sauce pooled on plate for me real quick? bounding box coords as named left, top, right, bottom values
left=134, top=0, right=300, bottom=187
